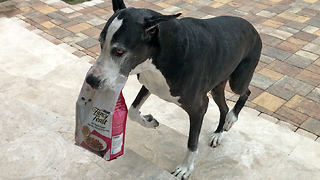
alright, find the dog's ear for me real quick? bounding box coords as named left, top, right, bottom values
left=112, top=0, right=126, bottom=13
left=143, top=13, right=181, bottom=40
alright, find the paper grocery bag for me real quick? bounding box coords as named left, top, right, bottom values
left=75, top=70, right=127, bottom=161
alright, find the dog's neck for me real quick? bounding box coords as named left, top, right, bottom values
left=129, top=58, right=156, bottom=75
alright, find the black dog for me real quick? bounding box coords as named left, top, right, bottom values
left=86, top=0, right=262, bottom=179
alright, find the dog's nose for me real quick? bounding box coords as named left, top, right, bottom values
left=86, top=74, right=101, bottom=89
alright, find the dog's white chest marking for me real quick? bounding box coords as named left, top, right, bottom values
left=131, top=59, right=180, bottom=105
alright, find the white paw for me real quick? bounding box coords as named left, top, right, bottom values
left=223, top=110, right=238, bottom=131
left=141, top=114, right=159, bottom=128
left=172, top=165, right=193, bottom=180
left=128, top=106, right=159, bottom=128
left=209, top=132, right=224, bottom=147
left=171, top=150, right=197, bottom=180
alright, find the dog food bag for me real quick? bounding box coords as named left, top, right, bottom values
left=75, top=70, right=128, bottom=161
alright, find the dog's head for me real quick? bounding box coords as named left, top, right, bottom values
left=85, top=0, right=180, bottom=90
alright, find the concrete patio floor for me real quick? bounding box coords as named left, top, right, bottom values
left=0, top=16, right=320, bottom=180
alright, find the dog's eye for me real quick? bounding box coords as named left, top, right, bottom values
left=112, top=48, right=125, bottom=56
left=149, top=27, right=157, bottom=34
left=116, top=49, right=123, bottom=55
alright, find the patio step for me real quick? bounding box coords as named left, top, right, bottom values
left=1, top=16, right=320, bottom=180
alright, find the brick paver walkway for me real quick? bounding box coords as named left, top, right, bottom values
left=1, top=0, right=320, bottom=141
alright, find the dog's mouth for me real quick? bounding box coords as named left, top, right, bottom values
left=86, top=61, right=129, bottom=90
left=87, top=75, right=127, bottom=91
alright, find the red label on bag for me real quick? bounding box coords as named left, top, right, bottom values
left=110, top=92, right=127, bottom=159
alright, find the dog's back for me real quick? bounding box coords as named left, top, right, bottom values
left=155, top=16, right=262, bottom=96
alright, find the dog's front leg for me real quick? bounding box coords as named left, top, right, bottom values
left=128, top=85, right=159, bottom=128
left=172, top=96, right=208, bottom=179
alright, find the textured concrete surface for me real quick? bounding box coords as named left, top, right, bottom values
left=0, top=16, right=320, bottom=179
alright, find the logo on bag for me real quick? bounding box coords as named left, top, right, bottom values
left=92, top=107, right=110, bottom=125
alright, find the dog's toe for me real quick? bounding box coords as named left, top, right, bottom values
left=142, top=114, right=159, bottom=128
left=210, top=132, right=224, bottom=147
left=143, top=114, right=155, bottom=122
left=172, top=166, right=191, bottom=180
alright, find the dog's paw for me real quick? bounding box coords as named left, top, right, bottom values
left=223, top=111, right=238, bottom=131
left=209, top=132, right=224, bottom=147
left=128, top=106, right=159, bottom=128
left=171, top=165, right=193, bottom=180
left=209, top=132, right=223, bottom=148
left=142, top=114, right=159, bottom=128
left=171, top=150, right=196, bottom=180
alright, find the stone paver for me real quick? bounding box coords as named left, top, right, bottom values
left=267, top=60, right=302, bottom=77
left=295, top=49, right=319, bottom=60
left=47, top=11, right=70, bottom=24
left=1, top=0, right=320, bottom=140
left=32, top=3, right=58, bottom=14
left=276, top=41, right=303, bottom=54
left=40, top=21, right=56, bottom=28
left=287, top=36, right=309, bottom=46
left=66, top=22, right=92, bottom=33
left=252, top=92, right=286, bottom=112
left=275, top=106, right=308, bottom=126
left=306, top=17, right=320, bottom=28
left=259, top=33, right=283, bottom=46
left=307, top=87, right=320, bottom=104
left=76, top=37, right=99, bottom=49
left=285, top=20, right=307, bottom=30
left=302, top=43, right=320, bottom=55
left=295, top=69, right=320, bottom=86
left=293, top=31, right=318, bottom=41
left=258, top=67, right=284, bottom=81
left=286, top=95, right=320, bottom=120
left=81, top=26, right=101, bottom=38
left=251, top=73, right=276, bottom=90
left=301, top=117, right=320, bottom=136
left=284, top=54, right=314, bottom=68
left=267, top=84, right=295, bottom=100
left=275, top=76, right=314, bottom=96
left=262, top=46, right=292, bottom=61
left=45, top=26, right=71, bottom=39
left=296, top=128, right=318, bottom=140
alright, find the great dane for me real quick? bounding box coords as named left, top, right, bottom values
left=86, top=0, right=262, bottom=179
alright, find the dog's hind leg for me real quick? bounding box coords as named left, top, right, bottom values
left=128, top=85, right=159, bottom=128
left=209, top=79, right=229, bottom=147
left=172, top=95, right=208, bottom=180
left=223, top=89, right=251, bottom=131
left=224, top=45, right=261, bottom=131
